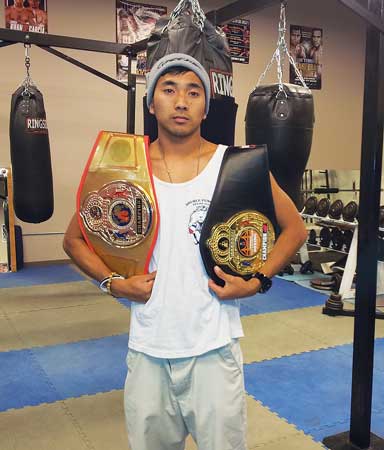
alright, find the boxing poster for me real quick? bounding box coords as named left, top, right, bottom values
left=4, top=0, right=48, bottom=33
left=222, top=19, right=250, bottom=64
left=289, top=25, right=323, bottom=90
left=116, top=0, right=167, bottom=81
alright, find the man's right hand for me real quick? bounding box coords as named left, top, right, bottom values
left=111, top=271, right=157, bottom=303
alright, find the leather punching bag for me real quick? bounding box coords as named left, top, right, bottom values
left=144, top=0, right=238, bottom=145
left=245, top=83, right=314, bottom=210
left=10, top=85, right=54, bottom=223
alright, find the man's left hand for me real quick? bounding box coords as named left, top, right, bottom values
left=208, top=266, right=261, bottom=300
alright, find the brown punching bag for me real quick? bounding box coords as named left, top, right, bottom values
left=245, top=83, right=314, bottom=210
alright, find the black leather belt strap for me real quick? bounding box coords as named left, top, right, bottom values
left=199, top=145, right=279, bottom=286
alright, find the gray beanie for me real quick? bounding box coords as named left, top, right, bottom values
left=146, top=53, right=211, bottom=116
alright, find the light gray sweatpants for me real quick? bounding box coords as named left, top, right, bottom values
left=124, top=339, right=247, bottom=450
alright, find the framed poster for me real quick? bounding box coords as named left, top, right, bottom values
left=116, top=1, right=167, bottom=81
left=4, top=0, right=48, bottom=33
left=222, top=19, right=250, bottom=64
left=289, top=25, right=323, bottom=90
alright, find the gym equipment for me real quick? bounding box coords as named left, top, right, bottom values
left=319, top=227, right=332, bottom=247
left=144, top=0, right=238, bottom=145
left=147, top=0, right=233, bottom=100
left=310, top=272, right=342, bottom=292
left=343, top=229, right=353, bottom=252
left=379, top=205, right=384, bottom=228
left=9, top=44, right=53, bottom=223
left=328, top=199, right=344, bottom=220
left=302, top=196, right=317, bottom=215
left=331, top=227, right=344, bottom=251
left=317, top=197, right=330, bottom=217
left=342, top=201, right=358, bottom=222
left=278, top=264, right=294, bottom=276
left=308, top=229, right=317, bottom=245
left=245, top=3, right=314, bottom=210
left=300, top=260, right=314, bottom=274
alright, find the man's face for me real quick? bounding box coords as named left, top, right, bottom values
left=290, top=29, right=301, bottom=46
left=312, top=31, right=322, bottom=48
left=14, top=0, right=23, bottom=7
left=149, top=71, right=206, bottom=139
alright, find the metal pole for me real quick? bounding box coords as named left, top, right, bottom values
left=350, top=3, right=384, bottom=445
left=323, top=1, right=384, bottom=448
left=126, top=55, right=136, bottom=134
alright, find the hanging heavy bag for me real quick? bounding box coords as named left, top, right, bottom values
left=10, top=51, right=54, bottom=223
left=245, top=3, right=314, bottom=210
left=245, top=83, right=314, bottom=209
left=143, top=0, right=237, bottom=145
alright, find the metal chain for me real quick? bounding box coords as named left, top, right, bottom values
left=22, top=43, right=34, bottom=96
left=162, top=0, right=205, bottom=33
left=255, top=2, right=308, bottom=93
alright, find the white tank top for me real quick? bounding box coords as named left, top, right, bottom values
left=128, top=144, right=244, bottom=358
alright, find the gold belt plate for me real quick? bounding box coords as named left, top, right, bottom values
left=77, top=131, right=158, bottom=278
left=206, top=210, right=275, bottom=276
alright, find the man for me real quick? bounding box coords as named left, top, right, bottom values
left=308, top=28, right=323, bottom=66
left=5, top=0, right=32, bottom=31
left=26, top=0, right=48, bottom=32
left=63, top=53, right=307, bottom=450
left=118, top=8, right=139, bottom=45
left=290, top=26, right=306, bottom=61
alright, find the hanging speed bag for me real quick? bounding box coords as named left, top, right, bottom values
left=10, top=85, right=54, bottom=223
left=143, top=96, right=238, bottom=146
left=245, top=83, right=314, bottom=210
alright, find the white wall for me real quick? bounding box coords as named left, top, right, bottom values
left=0, top=0, right=367, bottom=262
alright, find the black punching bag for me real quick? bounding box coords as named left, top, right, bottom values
left=245, top=83, right=314, bottom=209
left=10, top=85, right=54, bottom=223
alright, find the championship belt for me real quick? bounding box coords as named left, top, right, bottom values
left=199, top=145, right=279, bottom=287
left=77, top=131, right=159, bottom=278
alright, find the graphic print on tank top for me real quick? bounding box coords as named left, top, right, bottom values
left=187, top=199, right=210, bottom=245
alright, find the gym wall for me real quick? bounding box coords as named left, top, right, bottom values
left=0, top=0, right=365, bottom=263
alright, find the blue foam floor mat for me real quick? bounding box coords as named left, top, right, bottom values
left=2, top=330, right=384, bottom=443
left=0, top=334, right=128, bottom=411
left=0, top=264, right=85, bottom=288
left=244, top=339, right=384, bottom=442
left=0, top=348, right=60, bottom=410
left=239, top=277, right=328, bottom=316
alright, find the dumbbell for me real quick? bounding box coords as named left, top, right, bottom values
left=342, top=201, right=358, bottom=222
left=343, top=230, right=353, bottom=252
left=300, top=260, right=314, bottom=274
left=331, top=228, right=344, bottom=251
left=319, top=227, right=332, bottom=247
left=380, top=206, right=384, bottom=228
left=316, top=198, right=330, bottom=218
left=278, top=264, right=295, bottom=276
left=308, top=229, right=317, bottom=245
left=329, top=199, right=344, bottom=220
left=302, top=196, right=317, bottom=215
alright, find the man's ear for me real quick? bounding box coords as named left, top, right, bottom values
left=149, top=102, right=155, bottom=115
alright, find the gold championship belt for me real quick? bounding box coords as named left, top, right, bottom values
left=206, top=210, right=275, bottom=276
left=77, top=131, right=159, bottom=278
left=199, top=145, right=279, bottom=286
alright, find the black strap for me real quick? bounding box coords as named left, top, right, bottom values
left=199, top=145, right=279, bottom=286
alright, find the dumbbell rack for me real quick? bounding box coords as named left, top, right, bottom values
left=300, top=213, right=358, bottom=299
